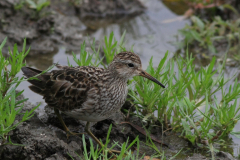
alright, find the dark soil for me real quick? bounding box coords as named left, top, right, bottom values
left=0, top=92, right=236, bottom=160
left=0, top=0, right=144, bottom=56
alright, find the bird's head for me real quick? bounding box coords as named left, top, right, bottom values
left=108, top=52, right=165, bottom=88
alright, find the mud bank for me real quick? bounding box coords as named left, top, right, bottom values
left=0, top=92, right=236, bottom=160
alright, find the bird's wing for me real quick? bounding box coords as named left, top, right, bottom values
left=25, top=65, right=104, bottom=111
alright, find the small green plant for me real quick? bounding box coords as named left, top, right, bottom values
left=68, top=41, right=103, bottom=67
left=103, top=31, right=126, bottom=65
left=26, top=0, right=50, bottom=12
left=176, top=16, right=240, bottom=54
left=14, top=0, right=50, bottom=12
left=129, top=53, right=169, bottom=122
left=68, top=124, right=145, bottom=160
left=0, top=38, right=41, bottom=145
left=68, top=31, right=127, bottom=68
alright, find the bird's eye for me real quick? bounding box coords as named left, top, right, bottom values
left=128, top=63, right=134, bottom=67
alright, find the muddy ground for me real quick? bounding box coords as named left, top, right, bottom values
left=0, top=0, right=238, bottom=159
left=0, top=92, right=236, bottom=160
left=0, top=0, right=145, bottom=56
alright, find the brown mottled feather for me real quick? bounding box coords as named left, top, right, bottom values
left=22, top=65, right=104, bottom=111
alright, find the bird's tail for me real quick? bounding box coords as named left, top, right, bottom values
left=21, top=67, right=50, bottom=95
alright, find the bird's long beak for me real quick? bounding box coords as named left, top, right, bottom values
left=139, top=70, right=165, bottom=88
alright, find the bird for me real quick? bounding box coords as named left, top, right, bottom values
left=21, top=51, right=165, bottom=155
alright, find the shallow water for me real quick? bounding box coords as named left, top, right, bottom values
left=16, top=0, right=240, bottom=158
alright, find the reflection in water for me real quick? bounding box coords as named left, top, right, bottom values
left=25, top=49, right=58, bottom=70
left=80, top=14, right=142, bottom=30
left=81, top=0, right=188, bottom=68
left=162, top=0, right=189, bottom=15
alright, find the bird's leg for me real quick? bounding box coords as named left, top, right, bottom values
left=54, top=108, right=84, bottom=138
left=84, top=122, right=121, bottom=157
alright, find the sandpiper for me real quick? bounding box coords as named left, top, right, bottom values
left=21, top=51, right=165, bottom=154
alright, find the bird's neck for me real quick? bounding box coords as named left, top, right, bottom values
left=104, top=69, right=128, bottom=85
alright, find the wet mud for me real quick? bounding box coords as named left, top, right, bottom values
left=0, top=93, right=236, bottom=160
left=0, top=0, right=144, bottom=55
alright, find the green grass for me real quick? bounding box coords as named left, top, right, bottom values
left=68, top=31, right=127, bottom=69
left=0, top=37, right=54, bottom=146
left=15, top=0, right=50, bottom=12
left=175, top=16, right=240, bottom=54
left=68, top=124, right=145, bottom=160
left=0, top=38, right=39, bottom=145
